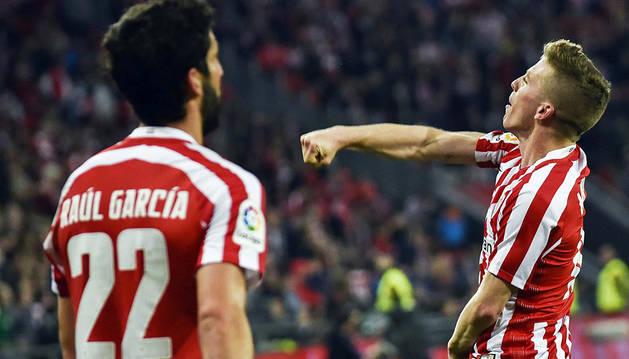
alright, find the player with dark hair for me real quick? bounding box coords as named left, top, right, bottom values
left=301, top=40, right=611, bottom=358
left=43, top=1, right=266, bottom=358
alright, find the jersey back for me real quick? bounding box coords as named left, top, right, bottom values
left=44, top=127, right=267, bottom=359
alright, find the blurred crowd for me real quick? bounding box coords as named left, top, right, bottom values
left=230, top=0, right=629, bottom=192
left=0, top=0, right=628, bottom=357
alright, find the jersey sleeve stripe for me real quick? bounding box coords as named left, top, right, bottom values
left=475, top=131, right=520, bottom=168
left=183, top=144, right=267, bottom=275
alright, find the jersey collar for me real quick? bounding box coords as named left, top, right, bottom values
left=539, top=144, right=578, bottom=163
left=523, top=143, right=578, bottom=171
left=128, top=126, right=197, bottom=144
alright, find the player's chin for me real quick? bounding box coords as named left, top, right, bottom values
left=502, top=113, right=511, bottom=130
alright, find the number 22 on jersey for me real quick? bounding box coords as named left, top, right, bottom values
left=67, top=228, right=172, bottom=358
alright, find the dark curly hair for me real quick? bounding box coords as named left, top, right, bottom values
left=102, top=0, right=215, bottom=126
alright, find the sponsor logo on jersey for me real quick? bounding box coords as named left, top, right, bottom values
left=503, top=133, right=519, bottom=144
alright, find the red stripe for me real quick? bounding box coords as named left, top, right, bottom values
left=499, top=299, right=536, bottom=357
left=501, top=148, right=521, bottom=163
left=544, top=319, right=558, bottom=358
left=163, top=143, right=247, bottom=265
left=495, top=160, right=572, bottom=283
left=120, top=138, right=249, bottom=266
left=559, top=318, right=570, bottom=357
left=104, top=137, right=267, bottom=273
left=475, top=328, right=492, bottom=354
left=257, top=185, right=268, bottom=275
left=487, top=171, right=531, bottom=267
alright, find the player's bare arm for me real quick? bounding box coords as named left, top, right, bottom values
left=197, top=263, right=253, bottom=359
left=300, top=124, right=483, bottom=166
left=447, top=274, right=516, bottom=359
left=57, top=297, right=75, bottom=359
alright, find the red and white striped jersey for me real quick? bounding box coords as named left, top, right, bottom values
left=43, top=126, right=267, bottom=359
left=472, top=131, right=588, bottom=358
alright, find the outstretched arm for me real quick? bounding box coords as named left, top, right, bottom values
left=300, top=124, right=483, bottom=166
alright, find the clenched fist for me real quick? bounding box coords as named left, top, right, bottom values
left=300, top=126, right=345, bottom=166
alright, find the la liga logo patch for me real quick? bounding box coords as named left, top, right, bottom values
left=243, top=206, right=261, bottom=231
left=234, top=199, right=266, bottom=253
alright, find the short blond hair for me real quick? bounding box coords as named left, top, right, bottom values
left=542, top=39, right=611, bottom=140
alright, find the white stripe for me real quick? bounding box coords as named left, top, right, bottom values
left=488, top=163, right=556, bottom=288
left=475, top=149, right=508, bottom=165
left=564, top=316, right=572, bottom=355
left=61, top=145, right=232, bottom=265
left=499, top=157, right=521, bottom=173
left=496, top=165, right=521, bottom=186
left=512, top=159, right=585, bottom=288
left=541, top=239, right=562, bottom=259
left=50, top=275, right=59, bottom=295
left=554, top=317, right=566, bottom=359
left=482, top=166, right=520, bottom=272
left=486, top=295, right=517, bottom=353
left=128, top=126, right=196, bottom=143
left=185, top=144, right=264, bottom=272
left=532, top=321, right=549, bottom=359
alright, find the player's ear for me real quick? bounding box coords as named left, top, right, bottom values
left=187, top=68, right=203, bottom=98
left=534, top=102, right=555, bottom=122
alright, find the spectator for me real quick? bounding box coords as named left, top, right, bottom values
left=374, top=253, right=416, bottom=314
left=596, top=244, right=629, bottom=314
left=326, top=306, right=361, bottom=359
left=436, top=206, right=467, bottom=250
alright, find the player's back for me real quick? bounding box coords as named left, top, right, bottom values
left=44, top=127, right=267, bottom=358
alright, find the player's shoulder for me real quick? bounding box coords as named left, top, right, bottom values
left=58, top=144, right=124, bottom=199
left=536, top=144, right=588, bottom=179
left=480, top=131, right=520, bottom=146
left=181, top=142, right=263, bottom=195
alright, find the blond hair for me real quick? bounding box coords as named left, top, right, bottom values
left=542, top=39, right=611, bottom=140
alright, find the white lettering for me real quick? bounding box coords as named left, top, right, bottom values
left=69, top=195, right=80, bottom=225
left=134, top=189, right=151, bottom=218
left=161, top=187, right=178, bottom=219
left=121, top=189, right=137, bottom=219
left=169, top=191, right=188, bottom=220
left=92, top=191, right=104, bottom=220
left=79, top=190, right=93, bottom=221
left=109, top=190, right=124, bottom=219
left=60, top=199, right=70, bottom=228
left=148, top=190, right=167, bottom=218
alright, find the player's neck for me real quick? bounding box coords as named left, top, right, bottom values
left=517, top=128, right=575, bottom=168
left=168, top=106, right=203, bottom=144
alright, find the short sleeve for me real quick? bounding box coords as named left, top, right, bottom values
left=197, top=175, right=267, bottom=280
left=43, top=225, right=69, bottom=297
left=475, top=131, right=520, bottom=168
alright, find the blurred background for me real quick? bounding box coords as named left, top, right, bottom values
left=1, top=0, right=628, bottom=358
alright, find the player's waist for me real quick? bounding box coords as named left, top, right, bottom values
left=475, top=315, right=571, bottom=358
